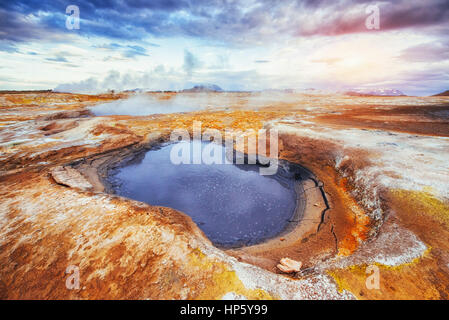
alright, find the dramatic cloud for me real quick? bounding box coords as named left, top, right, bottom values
left=2, top=0, right=449, bottom=45
left=1, top=0, right=449, bottom=95
left=54, top=66, right=269, bottom=93
left=297, top=0, right=449, bottom=36
left=399, top=42, right=449, bottom=62
left=0, top=8, right=69, bottom=44
left=94, top=43, right=150, bottom=58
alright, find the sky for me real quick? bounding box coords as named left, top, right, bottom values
left=0, top=0, right=448, bottom=96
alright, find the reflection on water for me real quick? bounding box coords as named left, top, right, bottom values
left=108, top=141, right=303, bottom=247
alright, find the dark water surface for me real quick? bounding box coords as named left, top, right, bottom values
left=108, top=141, right=304, bottom=247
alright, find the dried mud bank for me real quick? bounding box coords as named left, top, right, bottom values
left=1, top=92, right=449, bottom=299
left=270, top=121, right=449, bottom=298
left=0, top=154, right=352, bottom=300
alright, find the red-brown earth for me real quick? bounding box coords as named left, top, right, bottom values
left=0, top=91, right=448, bottom=299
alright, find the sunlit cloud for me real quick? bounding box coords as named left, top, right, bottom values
left=0, top=0, right=448, bottom=95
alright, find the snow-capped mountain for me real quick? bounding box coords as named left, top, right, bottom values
left=182, top=84, right=223, bottom=92
left=344, top=88, right=406, bottom=96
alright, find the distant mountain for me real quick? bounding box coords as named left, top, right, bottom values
left=344, top=88, right=406, bottom=97
left=0, top=89, right=53, bottom=94
left=182, top=84, right=223, bottom=92
left=433, top=90, right=449, bottom=96
left=123, top=88, right=144, bottom=93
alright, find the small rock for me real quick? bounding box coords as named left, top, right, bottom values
left=277, top=257, right=302, bottom=273
left=50, top=166, right=93, bottom=191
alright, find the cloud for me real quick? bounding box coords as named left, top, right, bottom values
left=2, top=0, right=448, bottom=47
left=0, top=8, right=68, bottom=43
left=379, top=1, right=449, bottom=31
left=45, top=56, right=68, bottom=63
left=3, top=0, right=449, bottom=96
left=94, top=43, right=150, bottom=58
left=399, top=42, right=449, bottom=62
left=43, top=51, right=81, bottom=64
left=123, top=45, right=149, bottom=57
left=0, top=42, right=19, bottom=53
left=310, top=58, right=342, bottom=65
left=297, top=0, right=449, bottom=36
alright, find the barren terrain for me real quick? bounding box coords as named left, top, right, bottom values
left=0, top=91, right=448, bottom=299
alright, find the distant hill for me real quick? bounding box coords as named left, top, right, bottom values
left=182, top=84, right=223, bottom=92
left=123, top=88, right=144, bottom=93
left=344, top=88, right=406, bottom=97
left=433, top=90, right=449, bottom=96
left=0, top=89, right=53, bottom=94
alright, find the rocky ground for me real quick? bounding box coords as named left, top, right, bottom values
left=0, top=91, right=448, bottom=299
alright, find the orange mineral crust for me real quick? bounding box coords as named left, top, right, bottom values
left=0, top=91, right=448, bottom=299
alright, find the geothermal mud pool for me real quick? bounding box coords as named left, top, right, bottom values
left=106, top=141, right=306, bottom=247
